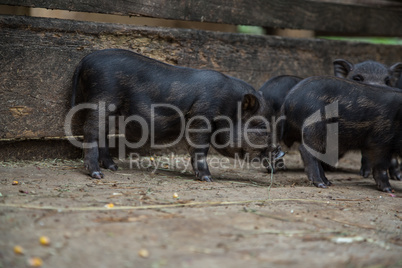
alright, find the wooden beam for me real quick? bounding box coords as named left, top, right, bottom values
left=1, top=15, right=402, bottom=140
left=1, top=0, right=402, bottom=36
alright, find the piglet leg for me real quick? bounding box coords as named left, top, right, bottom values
left=99, top=139, right=118, bottom=171
left=366, top=150, right=393, bottom=192
left=372, top=167, right=393, bottom=193
left=189, top=147, right=213, bottom=182
left=83, top=111, right=104, bottom=179
left=388, top=157, right=402, bottom=181
left=360, top=154, right=371, bottom=178
left=299, top=145, right=332, bottom=188
left=83, top=142, right=103, bottom=179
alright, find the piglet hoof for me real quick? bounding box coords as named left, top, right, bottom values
left=360, top=168, right=370, bottom=178
left=314, top=182, right=328, bottom=189
left=197, top=175, right=213, bottom=182
left=389, top=170, right=402, bottom=181
left=376, top=181, right=394, bottom=193
left=107, top=164, right=118, bottom=171
left=381, top=187, right=394, bottom=193
left=202, top=175, right=213, bottom=182
left=91, top=171, right=104, bottom=179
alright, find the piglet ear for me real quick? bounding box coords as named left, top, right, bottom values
left=242, top=93, right=260, bottom=114
left=333, top=59, right=353, bottom=78
left=390, top=62, right=402, bottom=83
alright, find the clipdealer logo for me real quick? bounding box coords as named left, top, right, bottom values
left=301, top=101, right=339, bottom=167
left=63, top=100, right=339, bottom=170
left=63, top=101, right=281, bottom=165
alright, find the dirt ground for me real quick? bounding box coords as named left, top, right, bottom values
left=0, top=151, right=401, bottom=268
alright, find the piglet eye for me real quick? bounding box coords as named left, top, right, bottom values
left=385, top=77, right=391, bottom=86
left=352, top=75, right=364, bottom=82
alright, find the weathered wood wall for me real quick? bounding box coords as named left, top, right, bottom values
left=3, top=0, right=402, bottom=36
left=0, top=1, right=402, bottom=159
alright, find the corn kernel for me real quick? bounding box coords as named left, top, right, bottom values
left=27, top=257, right=43, bottom=267
left=12, top=181, right=19, bottom=185
left=104, top=203, right=114, bottom=208
left=39, top=236, right=50, bottom=246
left=13, top=245, right=24, bottom=255
left=173, top=193, right=179, bottom=199
left=138, top=248, right=149, bottom=258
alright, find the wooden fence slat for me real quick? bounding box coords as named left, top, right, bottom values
left=1, top=15, right=402, bottom=140
left=1, top=0, right=402, bottom=36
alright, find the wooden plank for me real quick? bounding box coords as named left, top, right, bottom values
left=1, top=15, right=402, bottom=140
left=1, top=0, right=402, bottom=36
left=0, top=138, right=188, bottom=160
left=0, top=140, right=82, bottom=161
left=315, top=0, right=402, bottom=8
